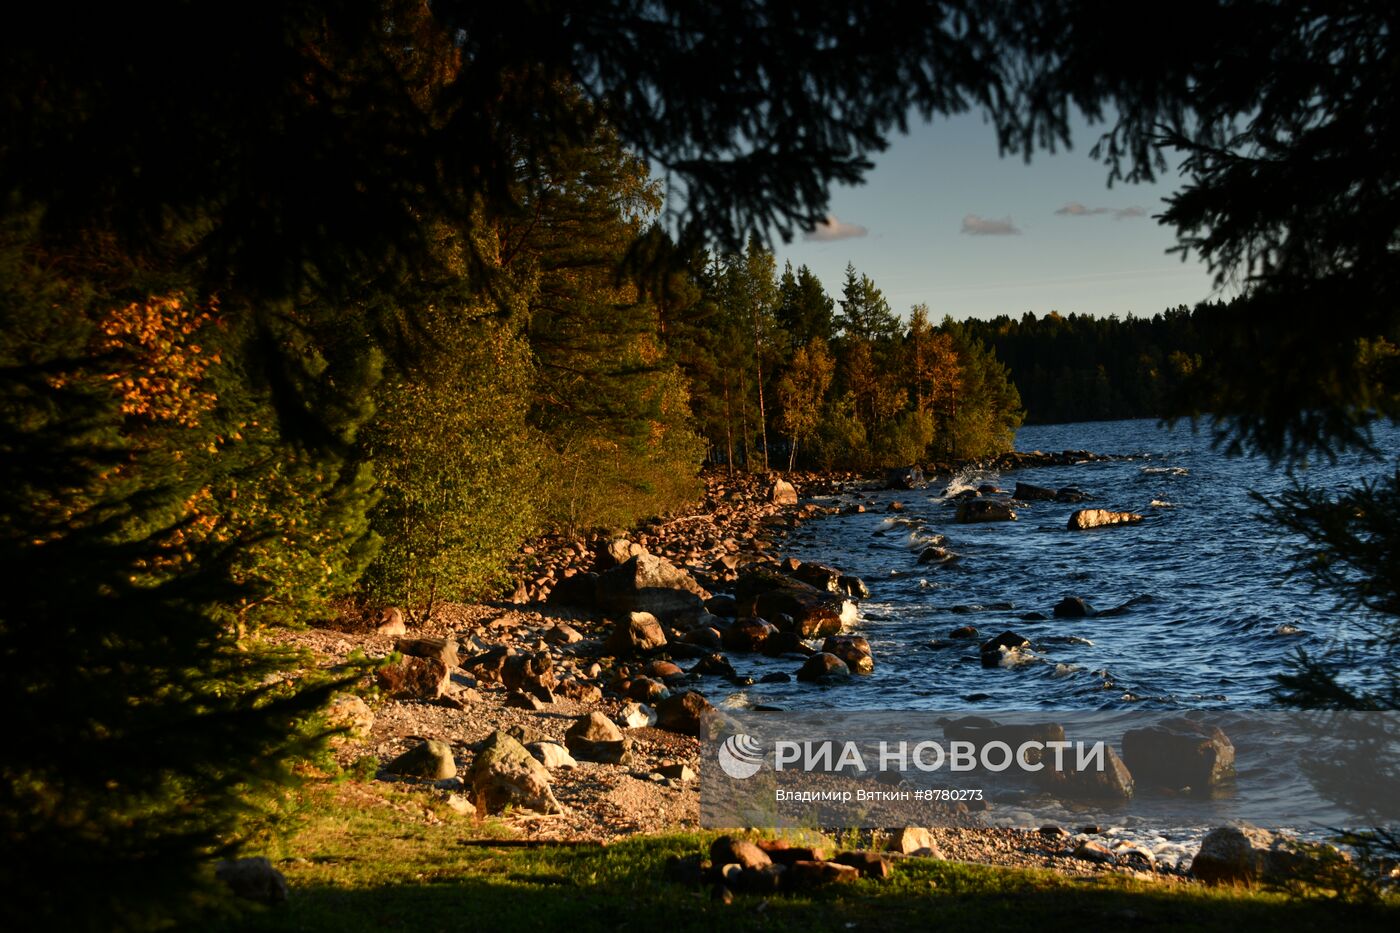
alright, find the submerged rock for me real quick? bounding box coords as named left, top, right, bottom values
left=886, top=466, right=926, bottom=490
left=1052, top=596, right=1095, bottom=618
left=979, top=631, right=1030, bottom=667
left=1012, top=481, right=1057, bottom=501
left=796, top=652, right=851, bottom=683
left=956, top=499, right=1017, bottom=523
left=1067, top=508, right=1143, bottom=530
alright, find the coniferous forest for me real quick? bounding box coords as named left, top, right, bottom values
left=3, top=2, right=1398, bottom=929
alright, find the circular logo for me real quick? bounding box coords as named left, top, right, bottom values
left=717, top=733, right=765, bottom=779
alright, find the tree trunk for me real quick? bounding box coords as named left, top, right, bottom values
left=723, top=383, right=735, bottom=476
left=754, top=309, right=769, bottom=471
left=788, top=434, right=798, bottom=472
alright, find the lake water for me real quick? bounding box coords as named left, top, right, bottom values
left=708, top=417, right=1399, bottom=847
left=719, top=417, right=1397, bottom=713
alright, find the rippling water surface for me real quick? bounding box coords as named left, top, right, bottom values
left=719, top=417, right=1398, bottom=714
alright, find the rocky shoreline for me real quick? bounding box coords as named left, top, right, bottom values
left=271, top=460, right=1330, bottom=890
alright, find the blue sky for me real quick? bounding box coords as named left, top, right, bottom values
left=768, top=112, right=1231, bottom=322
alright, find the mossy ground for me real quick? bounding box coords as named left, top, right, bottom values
left=220, top=781, right=1399, bottom=932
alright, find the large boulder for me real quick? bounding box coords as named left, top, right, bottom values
left=769, top=478, right=799, bottom=505
left=564, top=712, right=633, bottom=764
left=736, top=567, right=856, bottom=639
left=1191, top=826, right=1313, bottom=885
left=1067, top=509, right=1143, bottom=530
left=655, top=690, right=716, bottom=736
left=1041, top=744, right=1134, bottom=800
left=956, top=499, right=1017, bottom=523
left=546, top=571, right=599, bottom=608
left=376, top=656, right=450, bottom=700
left=470, top=730, right=564, bottom=815
left=394, top=636, right=458, bottom=670
left=595, top=553, right=710, bottom=619
left=385, top=739, right=457, bottom=779
left=1122, top=719, right=1235, bottom=791
left=604, top=611, right=669, bottom=656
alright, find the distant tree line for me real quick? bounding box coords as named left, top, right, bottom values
left=957, top=304, right=1221, bottom=424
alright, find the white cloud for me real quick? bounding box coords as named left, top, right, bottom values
left=1055, top=202, right=1146, bottom=220
left=804, top=214, right=868, bottom=241
left=961, top=214, right=1021, bottom=236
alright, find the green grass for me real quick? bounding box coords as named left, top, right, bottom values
left=220, top=781, right=1399, bottom=932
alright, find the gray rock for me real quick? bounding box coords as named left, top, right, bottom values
left=710, top=836, right=772, bottom=870
left=886, top=466, right=926, bottom=490
left=889, top=827, right=944, bottom=857
left=565, top=711, right=632, bottom=764
left=470, top=730, right=564, bottom=814
left=527, top=742, right=577, bottom=770
left=604, top=611, right=668, bottom=655
left=736, top=567, right=855, bottom=639
left=384, top=739, right=457, bottom=780
left=376, top=655, right=450, bottom=700
left=770, top=478, right=799, bottom=505
left=325, top=693, right=374, bottom=740
left=595, top=553, right=710, bottom=619
left=1191, top=825, right=1319, bottom=885
left=620, top=701, right=657, bottom=729
left=215, top=857, right=288, bottom=905
left=544, top=622, right=583, bottom=645
left=1073, top=840, right=1117, bottom=864
left=655, top=690, right=715, bottom=736
left=979, top=630, right=1030, bottom=667
left=394, top=635, right=458, bottom=669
